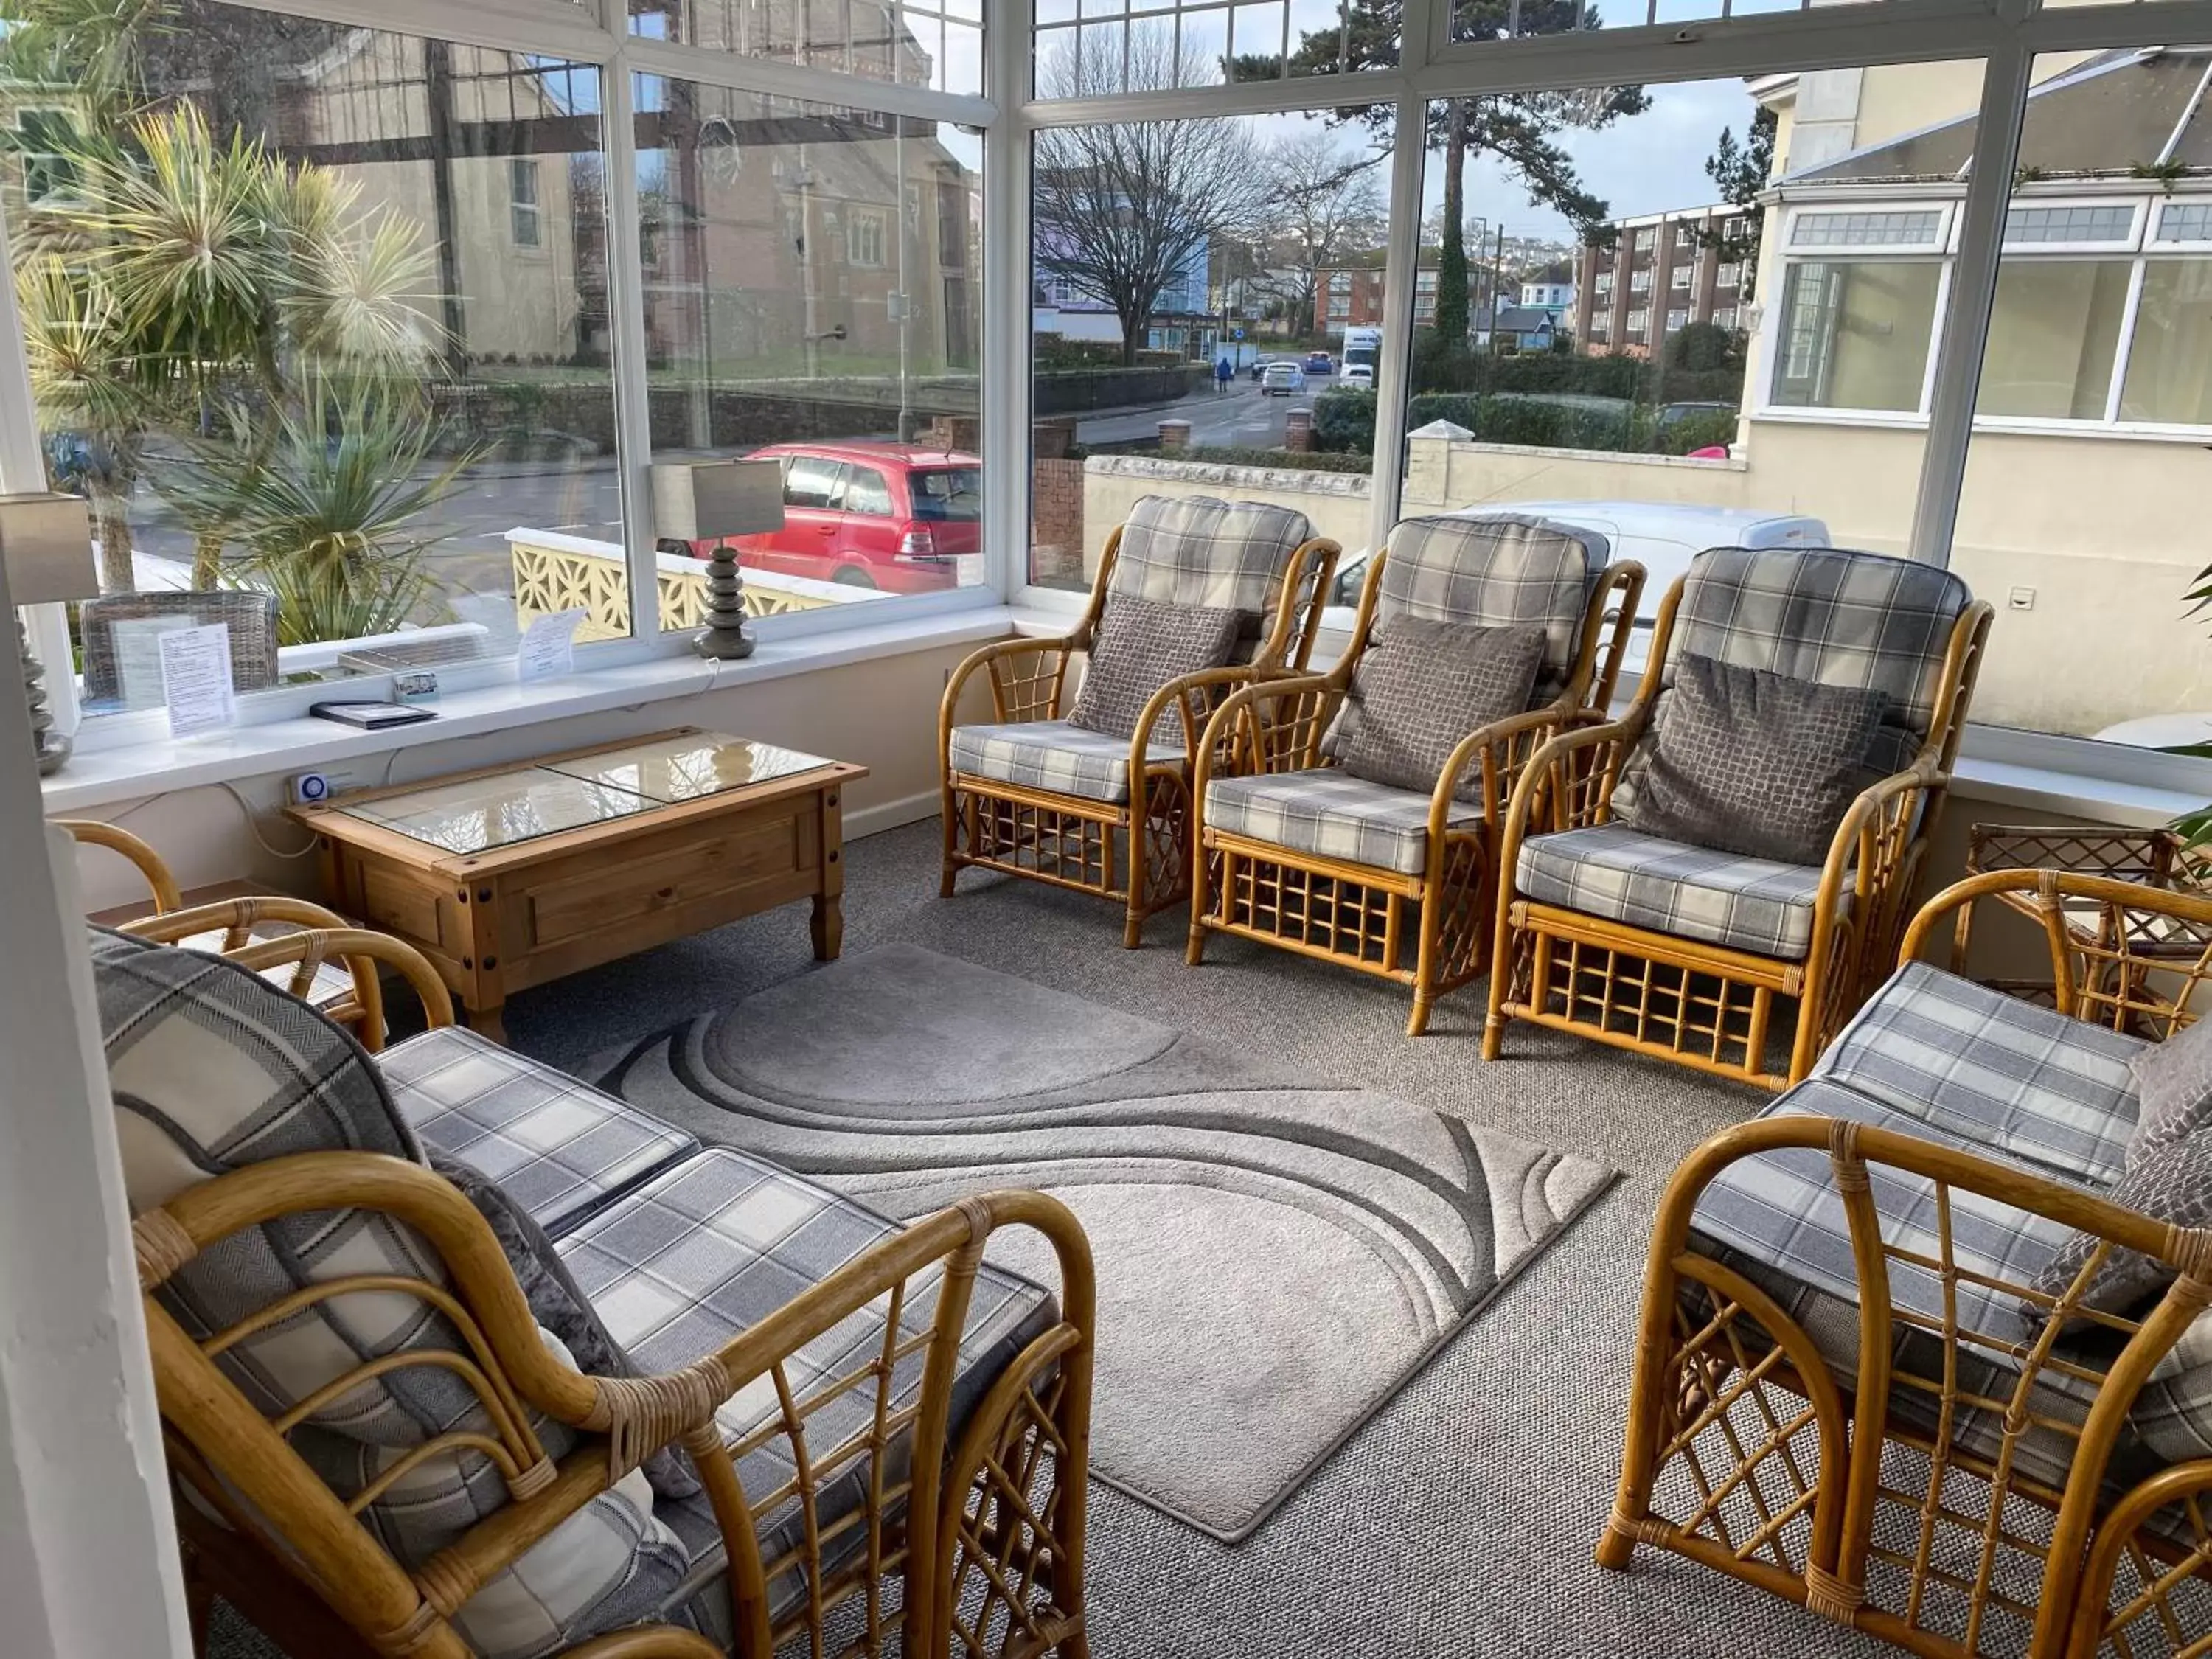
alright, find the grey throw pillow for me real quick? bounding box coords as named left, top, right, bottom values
left=2129, top=1015, right=2212, bottom=1166
left=431, top=1150, right=700, bottom=1500
left=1337, top=618, right=1550, bottom=799
left=2022, top=1124, right=2212, bottom=1333
left=1627, top=653, right=1887, bottom=867
left=1068, top=594, right=1242, bottom=741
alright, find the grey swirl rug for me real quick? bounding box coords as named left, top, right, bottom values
left=589, top=943, right=1616, bottom=1542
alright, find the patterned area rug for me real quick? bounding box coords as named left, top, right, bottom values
left=590, top=943, right=1617, bottom=1542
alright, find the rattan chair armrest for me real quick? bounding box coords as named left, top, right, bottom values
left=1190, top=671, right=1340, bottom=796
left=1428, top=705, right=1609, bottom=835
left=1132, top=662, right=1295, bottom=764
left=58, top=817, right=185, bottom=913
left=560, top=1630, right=726, bottom=1658
left=224, top=927, right=454, bottom=1036
left=122, top=894, right=350, bottom=949
left=941, top=634, right=1082, bottom=736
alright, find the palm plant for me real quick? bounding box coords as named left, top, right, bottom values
left=167, top=380, right=471, bottom=646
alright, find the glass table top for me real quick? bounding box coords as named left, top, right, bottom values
left=335, top=734, right=836, bottom=854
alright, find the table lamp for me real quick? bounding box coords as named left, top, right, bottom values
left=0, top=491, right=97, bottom=775
left=651, top=459, right=785, bottom=661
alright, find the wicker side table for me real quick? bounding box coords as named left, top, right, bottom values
left=1961, top=823, right=2212, bottom=1025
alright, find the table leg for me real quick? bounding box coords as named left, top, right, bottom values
left=811, top=891, right=844, bottom=961
left=465, top=1001, right=509, bottom=1046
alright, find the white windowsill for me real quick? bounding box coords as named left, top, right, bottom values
left=40, top=606, right=1015, bottom=816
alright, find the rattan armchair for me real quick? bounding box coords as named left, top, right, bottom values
left=1603, top=870, right=2212, bottom=1658
left=940, top=495, right=1338, bottom=947
left=1486, top=546, right=1994, bottom=1089
left=1186, top=515, right=1643, bottom=1035
left=118, top=925, right=1096, bottom=1659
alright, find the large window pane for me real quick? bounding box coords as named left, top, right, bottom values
left=1770, top=260, right=1941, bottom=411
left=2120, top=260, right=2212, bottom=424
left=636, top=80, right=986, bottom=606
left=1975, top=259, right=2129, bottom=420
left=633, top=0, right=983, bottom=98
left=1034, top=0, right=1389, bottom=96
left=2, top=0, right=624, bottom=709
left=1026, top=104, right=1385, bottom=590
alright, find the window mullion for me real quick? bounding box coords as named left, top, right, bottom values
left=604, top=55, right=664, bottom=639
left=1910, top=38, right=2033, bottom=568
left=2104, top=257, right=2149, bottom=425
left=1367, top=92, right=1429, bottom=556
left=987, top=0, right=1033, bottom=602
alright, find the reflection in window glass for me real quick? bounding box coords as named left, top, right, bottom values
left=1, top=0, right=625, bottom=711
left=2120, top=261, right=2212, bottom=425
left=633, top=0, right=983, bottom=98
left=636, top=80, right=987, bottom=603
left=1976, top=260, right=2129, bottom=419
left=1790, top=209, right=1942, bottom=247
left=2003, top=203, right=2133, bottom=243
left=2157, top=201, right=2212, bottom=243
left=1771, top=261, right=1941, bottom=411
left=1034, top=0, right=1386, bottom=95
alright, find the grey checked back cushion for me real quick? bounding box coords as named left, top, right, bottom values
left=2024, top=1124, right=2212, bottom=1332
left=1107, top=495, right=1315, bottom=643
left=1069, top=593, right=1240, bottom=740
left=91, top=928, right=687, bottom=1658
left=1375, top=514, right=1606, bottom=698
left=1338, top=619, right=1549, bottom=799
left=2131, top=1015, right=2212, bottom=1166
left=1624, top=653, right=1888, bottom=867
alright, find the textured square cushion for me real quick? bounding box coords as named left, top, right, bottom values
left=555, top=1147, right=1057, bottom=1632
left=1516, top=823, right=1827, bottom=959
left=1068, top=594, right=1239, bottom=740
left=1106, top=494, right=1315, bottom=632
left=1335, top=619, right=1548, bottom=799
left=1813, top=962, right=2143, bottom=1186
left=90, top=928, right=688, bottom=1659
left=2129, top=1014, right=2212, bottom=1165
left=949, top=719, right=1186, bottom=806
left=1626, top=653, right=1887, bottom=867
left=384, top=1025, right=699, bottom=1239
left=2026, top=1127, right=2212, bottom=1327
left=1204, top=768, right=1483, bottom=876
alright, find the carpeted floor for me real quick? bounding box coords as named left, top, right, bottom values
left=210, top=818, right=1898, bottom=1658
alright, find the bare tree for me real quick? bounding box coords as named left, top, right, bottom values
left=1248, top=129, right=1388, bottom=338
left=1033, top=27, right=1261, bottom=365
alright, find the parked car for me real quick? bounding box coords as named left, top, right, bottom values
left=1326, top=500, right=1833, bottom=671
left=1303, top=351, right=1334, bottom=376
left=1340, top=363, right=1375, bottom=390
left=1249, top=356, right=1271, bottom=382
left=686, top=441, right=983, bottom=592
left=1262, top=361, right=1307, bottom=396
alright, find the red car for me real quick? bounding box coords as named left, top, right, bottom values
left=692, top=441, right=983, bottom=592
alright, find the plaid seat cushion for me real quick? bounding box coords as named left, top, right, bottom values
left=1205, top=768, right=1481, bottom=876
left=1813, top=962, right=2144, bottom=1186
left=89, top=928, right=688, bottom=1658
left=1685, top=1079, right=2127, bottom=1501
left=555, top=1148, right=1057, bottom=1632
left=1516, top=824, right=1826, bottom=959
left=950, top=719, right=1185, bottom=805
left=383, top=1026, right=700, bottom=1239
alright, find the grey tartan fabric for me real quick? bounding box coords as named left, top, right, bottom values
left=1626, top=653, right=1888, bottom=867
left=1812, top=963, right=2143, bottom=1186
left=2028, top=1128, right=2212, bottom=1326
left=1613, top=546, right=1969, bottom=821
left=1376, top=514, right=1605, bottom=695
left=1107, top=494, right=1314, bottom=631
left=1683, top=1081, right=2129, bottom=1501
left=384, top=1025, right=699, bottom=1239
left=554, top=1147, right=1057, bottom=1632
left=2129, top=1014, right=2212, bottom=1164
left=1204, top=769, right=1481, bottom=876
left=88, top=927, right=689, bottom=1658
left=1516, top=824, right=1827, bottom=959
left=1335, top=619, right=1548, bottom=801
left=1068, top=594, right=1240, bottom=740
left=949, top=719, right=1184, bottom=805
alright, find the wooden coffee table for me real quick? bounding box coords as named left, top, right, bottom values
left=291, top=729, right=864, bottom=1041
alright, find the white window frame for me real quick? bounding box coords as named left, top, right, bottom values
left=1994, top=195, right=2145, bottom=253
left=1669, top=264, right=1691, bottom=289
left=509, top=156, right=542, bottom=248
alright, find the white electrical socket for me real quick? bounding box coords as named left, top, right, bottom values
left=2008, top=586, right=2037, bottom=611
left=289, top=765, right=369, bottom=805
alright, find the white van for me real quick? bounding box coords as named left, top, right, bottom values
left=1324, top=501, right=1834, bottom=672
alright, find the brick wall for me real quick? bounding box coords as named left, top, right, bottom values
left=1032, top=456, right=1088, bottom=588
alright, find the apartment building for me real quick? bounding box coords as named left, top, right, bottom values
left=1573, top=205, right=1749, bottom=356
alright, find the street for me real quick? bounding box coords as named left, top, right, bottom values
left=1074, top=373, right=1315, bottom=450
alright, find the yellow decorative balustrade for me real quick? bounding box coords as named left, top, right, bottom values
left=508, top=529, right=870, bottom=642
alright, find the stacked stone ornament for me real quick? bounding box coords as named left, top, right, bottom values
left=692, top=540, right=755, bottom=660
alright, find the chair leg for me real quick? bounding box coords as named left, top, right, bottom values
left=1406, top=996, right=1434, bottom=1038
left=939, top=783, right=961, bottom=897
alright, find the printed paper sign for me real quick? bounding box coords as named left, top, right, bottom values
left=518, top=608, right=586, bottom=683
left=159, top=623, right=237, bottom=739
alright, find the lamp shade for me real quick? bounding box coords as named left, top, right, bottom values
left=650, top=459, right=785, bottom=542
left=0, top=491, right=97, bottom=605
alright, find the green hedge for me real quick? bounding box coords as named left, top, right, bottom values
left=1127, top=444, right=1372, bottom=474
left=1313, top=388, right=1378, bottom=453
left=1310, top=385, right=1739, bottom=458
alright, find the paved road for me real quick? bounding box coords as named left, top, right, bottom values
left=1075, top=375, right=1318, bottom=449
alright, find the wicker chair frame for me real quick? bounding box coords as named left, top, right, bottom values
left=1183, top=548, right=1645, bottom=1036
left=939, top=523, right=1339, bottom=947
left=1484, top=572, right=1996, bottom=1089
left=144, top=930, right=1096, bottom=1659
left=1602, top=871, right=2212, bottom=1658
left=122, top=898, right=404, bottom=1049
